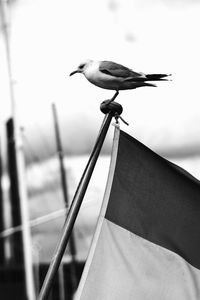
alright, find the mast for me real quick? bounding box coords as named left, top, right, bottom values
left=52, top=102, right=78, bottom=295
left=0, top=1, right=36, bottom=299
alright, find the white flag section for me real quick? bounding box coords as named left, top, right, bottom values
left=75, top=127, right=200, bottom=300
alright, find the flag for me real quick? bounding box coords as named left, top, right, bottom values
left=75, top=127, right=200, bottom=300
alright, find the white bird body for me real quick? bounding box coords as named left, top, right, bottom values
left=83, top=61, right=114, bottom=89
left=70, top=59, right=170, bottom=91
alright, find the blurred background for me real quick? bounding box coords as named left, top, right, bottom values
left=0, top=0, right=200, bottom=299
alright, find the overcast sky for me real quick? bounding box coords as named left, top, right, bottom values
left=1, top=0, right=200, bottom=162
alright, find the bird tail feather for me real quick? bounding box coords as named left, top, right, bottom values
left=144, top=82, right=157, bottom=87
left=146, top=74, right=171, bottom=81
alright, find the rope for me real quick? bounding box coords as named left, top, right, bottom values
left=0, top=208, right=66, bottom=239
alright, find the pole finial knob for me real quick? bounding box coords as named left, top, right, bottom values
left=100, top=100, right=123, bottom=116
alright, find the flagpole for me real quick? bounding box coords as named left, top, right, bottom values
left=38, top=100, right=123, bottom=300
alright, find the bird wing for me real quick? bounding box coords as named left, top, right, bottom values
left=99, top=61, right=144, bottom=78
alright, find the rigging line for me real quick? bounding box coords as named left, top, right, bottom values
left=0, top=195, right=99, bottom=239
left=0, top=208, right=67, bottom=239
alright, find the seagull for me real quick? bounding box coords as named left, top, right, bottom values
left=70, top=59, right=170, bottom=102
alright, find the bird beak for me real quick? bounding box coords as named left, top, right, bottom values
left=69, top=70, right=79, bottom=76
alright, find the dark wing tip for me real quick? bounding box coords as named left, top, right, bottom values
left=146, top=73, right=172, bottom=81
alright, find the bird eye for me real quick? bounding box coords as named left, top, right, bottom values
left=79, top=64, right=85, bottom=69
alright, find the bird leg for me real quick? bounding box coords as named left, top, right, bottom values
left=107, top=90, right=119, bottom=104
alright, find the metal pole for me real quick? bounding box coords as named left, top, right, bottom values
left=38, top=110, right=113, bottom=300
left=52, top=103, right=68, bottom=206
left=6, top=119, right=24, bottom=263
left=0, top=0, right=16, bottom=117
left=52, top=103, right=78, bottom=295
left=0, top=139, right=5, bottom=264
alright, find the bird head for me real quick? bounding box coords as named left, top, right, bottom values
left=69, top=59, right=92, bottom=76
